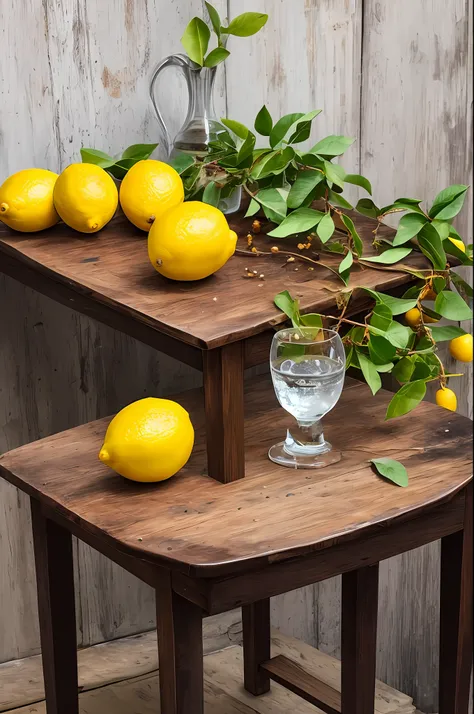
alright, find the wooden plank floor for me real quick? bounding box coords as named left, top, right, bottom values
left=0, top=629, right=420, bottom=714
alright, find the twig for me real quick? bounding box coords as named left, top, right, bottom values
left=235, top=247, right=342, bottom=278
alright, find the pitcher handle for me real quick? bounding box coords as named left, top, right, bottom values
left=149, top=54, right=192, bottom=158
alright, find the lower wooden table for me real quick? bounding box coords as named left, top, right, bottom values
left=0, top=377, right=472, bottom=714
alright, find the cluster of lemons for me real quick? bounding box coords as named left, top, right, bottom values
left=404, top=299, right=472, bottom=413
left=0, top=160, right=237, bottom=282
left=0, top=159, right=241, bottom=483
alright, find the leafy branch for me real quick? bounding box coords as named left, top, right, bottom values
left=181, top=4, right=268, bottom=68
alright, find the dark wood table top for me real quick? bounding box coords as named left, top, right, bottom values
left=0, top=211, right=426, bottom=350
left=1, top=375, right=471, bottom=577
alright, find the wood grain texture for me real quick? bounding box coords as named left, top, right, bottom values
left=0, top=376, right=471, bottom=576
left=359, top=2, right=473, bottom=709
left=0, top=212, right=424, bottom=350
left=0, top=632, right=416, bottom=714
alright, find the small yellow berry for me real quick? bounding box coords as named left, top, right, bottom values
left=252, top=219, right=261, bottom=233
left=271, top=246, right=279, bottom=253
left=435, top=387, right=457, bottom=412
left=449, top=333, right=473, bottom=363
left=405, top=308, right=422, bottom=328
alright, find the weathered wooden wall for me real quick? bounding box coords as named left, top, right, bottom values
left=0, top=1, right=472, bottom=711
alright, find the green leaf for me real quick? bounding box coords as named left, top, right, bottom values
left=270, top=112, right=320, bottom=149
left=428, top=325, right=467, bottom=342
left=340, top=214, right=363, bottom=257
left=444, top=238, right=473, bottom=265
left=343, top=173, right=372, bottom=194
left=392, top=356, right=415, bottom=383
left=107, top=158, right=136, bottom=179
left=370, top=303, right=392, bottom=331
left=316, top=213, right=335, bottom=243
left=274, top=290, right=300, bottom=326
left=386, top=380, right=427, bottom=419
left=205, top=2, right=221, bottom=35
left=202, top=181, right=221, bottom=207
left=300, top=313, right=323, bottom=328
left=362, top=247, right=412, bottom=264
left=358, top=352, right=382, bottom=395
left=287, top=172, right=324, bottom=209
left=169, top=153, right=195, bottom=175
left=370, top=458, right=408, bottom=487
left=310, top=135, right=355, bottom=158
left=267, top=208, right=323, bottom=238
left=328, top=191, right=353, bottom=210
left=431, top=220, right=451, bottom=240
left=255, top=188, right=287, bottom=222
left=392, top=213, right=428, bottom=246
left=417, top=223, right=447, bottom=271
left=224, top=12, right=268, bottom=37
left=220, top=118, right=250, bottom=141
left=255, top=147, right=294, bottom=178
left=375, top=362, right=395, bottom=373
left=323, top=160, right=345, bottom=189
left=434, top=290, right=473, bottom=321
left=245, top=198, right=260, bottom=217
left=369, top=335, right=397, bottom=364
left=121, top=143, right=158, bottom=160
left=355, top=198, right=381, bottom=219
left=451, top=272, right=473, bottom=300
left=254, top=106, right=273, bottom=137
left=369, top=321, right=412, bottom=349
left=324, top=240, right=345, bottom=254
left=432, top=276, right=447, bottom=294
left=338, top=250, right=353, bottom=285
left=429, top=184, right=469, bottom=220
left=287, top=111, right=322, bottom=144
left=378, top=294, right=418, bottom=315
left=80, top=148, right=115, bottom=168
left=181, top=17, right=210, bottom=66
left=204, top=47, right=230, bottom=67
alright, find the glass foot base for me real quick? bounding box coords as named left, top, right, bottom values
left=268, top=441, right=342, bottom=469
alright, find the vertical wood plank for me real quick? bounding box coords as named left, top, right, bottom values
left=360, top=2, right=472, bottom=710
left=341, top=565, right=379, bottom=714
left=156, top=573, right=204, bottom=714
left=242, top=600, right=271, bottom=695
left=31, top=499, right=79, bottom=714
left=202, top=342, right=245, bottom=482
left=439, top=484, right=473, bottom=714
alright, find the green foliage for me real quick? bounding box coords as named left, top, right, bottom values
left=80, top=143, right=158, bottom=179
left=181, top=5, right=268, bottom=68
left=370, top=458, right=408, bottom=487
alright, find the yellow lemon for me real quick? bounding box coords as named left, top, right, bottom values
left=148, top=201, right=238, bottom=281
left=449, top=237, right=466, bottom=253
left=98, top=397, right=194, bottom=482
left=449, top=333, right=473, bottom=363
left=435, top=387, right=457, bottom=412
left=0, top=168, right=59, bottom=232
left=119, top=160, right=184, bottom=231
left=54, top=163, right=118, bottom=233
left=405, top=308, right=422, bottom=327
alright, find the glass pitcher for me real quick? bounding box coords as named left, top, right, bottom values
left=149, top=54, right=241, bottom=214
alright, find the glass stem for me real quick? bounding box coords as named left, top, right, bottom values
left=284, top=419, right=330, bottom=456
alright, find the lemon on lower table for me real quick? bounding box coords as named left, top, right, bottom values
left=0, top=168, right=59, bottom=232
left=119, top=159, right=184, bottom=231
left=54, top=163, right=118, bottom=233
left=148, top=201, right=238, bottom=281
left=98, top=397, right=194, bottom=482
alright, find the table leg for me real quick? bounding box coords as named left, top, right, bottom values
left=156, top=573, right=204, bottom=714
left=30, top=498, right=79, bottom=714
left=341, top=564, right=379, bottom=714
left=439, top=482, right=473, bottom=714
left=202, top=342, right=245, bottom=483
left=242, top=599, right=271, bottom=695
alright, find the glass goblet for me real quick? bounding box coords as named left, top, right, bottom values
left=269, top=326, right=345, bottom=469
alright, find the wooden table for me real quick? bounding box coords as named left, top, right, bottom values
left=0, top=376, right=472, bottom=714
left=0, top=210, right=426, bottom=483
